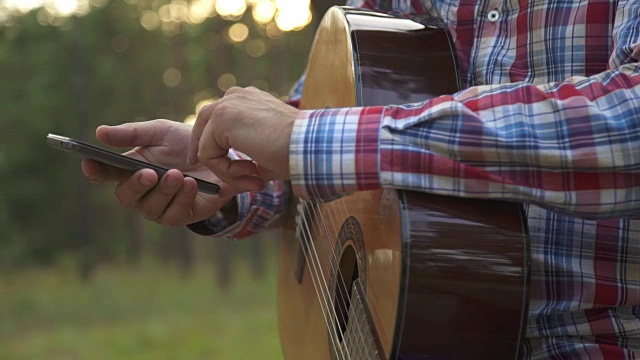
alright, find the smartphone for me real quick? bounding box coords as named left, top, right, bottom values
left=46, top=133, right=221, bottom=195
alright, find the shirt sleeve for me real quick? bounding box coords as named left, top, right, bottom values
left=290, top=4, right=640, bottom=220
left=187, top=150, right=290, bottom=239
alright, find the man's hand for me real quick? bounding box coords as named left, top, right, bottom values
left=81, top=119, right=239, bottom=227
left=187, top=87, right=300, bottom=192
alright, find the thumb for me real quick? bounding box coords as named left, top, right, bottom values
left=96, top=120, right=169, bottom=148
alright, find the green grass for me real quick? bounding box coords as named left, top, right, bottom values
left=1, top=260, right=284, bottom=360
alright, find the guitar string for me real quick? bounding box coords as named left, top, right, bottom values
left=308, top=200, right=370, bottom=358
left=304, top=199, right=369, bottom=360
left=300, top=198, right=375, bottom=359
left=297, top=200, right=350, bottom=360
left=331, top=199, right=372, bottom=357
left=308, top=200, right=363, bottom=337
left=302, top=200, right=357, bottom=360
left=297, top=209, right=347, bottom=360
left=307, top=201, right=364, bottom=358
left=311, top=200, right=371, bottom=354
left=313, top=198, right=376, bottom=359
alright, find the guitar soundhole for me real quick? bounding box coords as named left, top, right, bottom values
left=335, top=244, right=359, bottom=342
left=330, top=216, right=367, bottom=354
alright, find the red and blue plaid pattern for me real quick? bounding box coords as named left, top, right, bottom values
left=204, top=0, right=640, bottom=358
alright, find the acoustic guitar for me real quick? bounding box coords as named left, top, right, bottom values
left=277, top=6, right=530, bottom=360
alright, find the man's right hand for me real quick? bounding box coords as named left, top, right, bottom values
left=81, top=119, right=240, bottom=227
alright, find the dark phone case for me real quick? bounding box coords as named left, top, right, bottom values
left=46, top=134, right=220, bottom=195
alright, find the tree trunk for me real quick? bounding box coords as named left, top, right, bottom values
left=71, top=16, right=95, bottom=281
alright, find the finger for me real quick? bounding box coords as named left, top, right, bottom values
left=206, top=159, right=265, bottom=191
left=188, top=102, right=217, bottom=165
left=96, top=120, right=169, bottom=148
left=223, top=86, right=244, bottom=96
left=225, top=160, right=266, bottom=192
left=82, top=159, right=132, bottom=183
left=159, top=177, right=200, bottom=227
left=196, top=120, right=264, bottom=191
left=114, top=168, right=159, bottom=207
left=226, top=159, right=261, bottom=178
left=135, top=169, right=185, bottom=221
left=229, top=175, right=266, bottom=193
left=196, top=115, right=266, bottom=192
left=255, top=163, right=279, bottom=182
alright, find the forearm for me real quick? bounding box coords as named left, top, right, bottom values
left=291, top=63, right=640, bottom=219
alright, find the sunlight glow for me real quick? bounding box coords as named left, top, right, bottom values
left=189, top=0, right=215, bottom=24
left=50, top=0, right=80, bottom=16
left=216, top=0, right=245, bottom=20
left=185, top=97, right=218, bottom=125
left=158, top=4, right=171, bottom=22
left=1, top=0, right=93, bottom=24
left=10, top=0, right=44, bottom=14
left=275, top=6, right=311, bottom=31
left=53, top=0, right=76, bottom=16
left=184, top=114, right=197, bottom=125
left=274, top=0, right=311, bottom=31
left=251, top=0, right=275, bottom=24
left=195, top=98, right=215, bottom=113
left=275, top=0, right=309, bottom=9
left=168, top=0, right=188, bottom=22
left=2, top=0, right=312, bottom=32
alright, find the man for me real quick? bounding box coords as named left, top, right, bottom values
left=82, top=0, right=640, bottom=358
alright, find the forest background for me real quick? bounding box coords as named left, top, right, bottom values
left=1, top=0, right=339, bottom=358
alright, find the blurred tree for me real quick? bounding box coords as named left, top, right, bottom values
left=70, top=16, right=96, bottom=280
left=0, top=0, right=315, bottom=273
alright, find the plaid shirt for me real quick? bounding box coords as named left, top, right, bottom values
left=201, top=0, right=640, bottom=358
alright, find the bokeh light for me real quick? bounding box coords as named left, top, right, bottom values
left=227, top=22, right=249, bottom=43
left=252, top=0, right=275, bottom=24
left=163, top=67, right=182, bottom=87
left=216, top=0, right=245, bottom=20
left=140, top=10, right=160, bottom=30
left=245, top=38, right=267, bottom=57
left=201, top=32, right=221, bottom=49
left=111, top=34, right=129, bottom=52
left=2, top=0, right=313, bottom=32
left=195, top=98, right=215, bottom=113
left=217, top=73, right=236, bottom=92
left=188, top=0, right=216, bottom=23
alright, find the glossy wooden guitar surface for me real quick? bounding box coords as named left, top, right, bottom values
left=277, top=7, right=530, bottom=359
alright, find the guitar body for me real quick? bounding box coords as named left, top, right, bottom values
left=277, top=7, right=530, bottom=359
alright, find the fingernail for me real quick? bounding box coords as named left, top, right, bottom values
left=80, top=162, right=90, bottom=176
left=80, top=162, right=98, bottom=182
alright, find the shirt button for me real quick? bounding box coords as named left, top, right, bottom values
left=487, top=10, right=500, bottom=22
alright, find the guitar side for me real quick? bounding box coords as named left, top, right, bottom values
left=278, top=189, right=529, bottom=359
left=395, top=190, right=529, bottom=359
